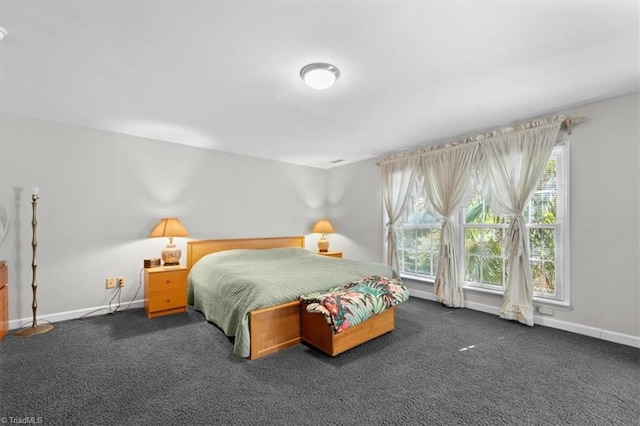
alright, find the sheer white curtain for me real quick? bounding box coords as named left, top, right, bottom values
left=420, top=144, right=479, bottom=307
left=380, top=156, right=418, bottom=272
left=481, top=120, right=562, bottom=325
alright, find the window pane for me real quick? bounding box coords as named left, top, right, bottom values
left=465, top=255, right=481, bottom=282
left=465, top=254, right=503, bottom=286
left=400, top=248, right=416, bottom=274
left=532, top=260, right=556, bottom=295
left=465, top=228, right=483, bottom=254
left=483, top=228, right=503, bottom=256
left=398, top=225, right=440, bottom=277
left=407, top=209, right=439, bottom=225
left=483, top=257, right=504, bottom=286
left=484, top=207, right=505, bottom=224
left=530, top=228, right=555, bottom=261
left=398, top=227, right=416, bottom=273
left=416, top=251, right=433, bottom=276
left=416, top=227, right=432, bottom=251
left=526, top=154, right=557, bottom=225
left=431, top=227, right=441, bottom=249
left=406, top=252, right=415, bottom=273
left=406, top=190, right=439, bottom=225
left=464, top=194, right=505, bottom=224
left=398, top=227, right=415, bottom=250
left=465, top=196, right=485, bottom=224
left=416, top=228, right=434, bottom=275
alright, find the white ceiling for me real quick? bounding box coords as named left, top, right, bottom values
left=0, top=1, right=638, bottom=169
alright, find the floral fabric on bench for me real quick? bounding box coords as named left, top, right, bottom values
left=299, top=275, right=409, bottom=334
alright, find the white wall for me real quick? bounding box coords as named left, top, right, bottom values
left=326, top=157, right=385, bottom=263
left=328, top=93, right=640, bottom=344
left=0, top=114, right=327, bottom=323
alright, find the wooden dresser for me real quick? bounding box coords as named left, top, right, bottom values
left=0, top=261, right=8, bottom=341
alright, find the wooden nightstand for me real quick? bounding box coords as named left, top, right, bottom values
left=144, top=266, right=188, bottom=319
left=317, top=251, right=343, bottom=258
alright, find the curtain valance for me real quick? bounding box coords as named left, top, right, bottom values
left=376, top=115, right=583, bottom=167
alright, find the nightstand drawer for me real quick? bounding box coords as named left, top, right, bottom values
left=148, top=287, right=187, bottom=311
left=147, top=271, right=187, bottom=293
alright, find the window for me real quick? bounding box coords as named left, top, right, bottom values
left=397, top=184, right=441, bottom=278
left=396, top=144, right=569, bottom=304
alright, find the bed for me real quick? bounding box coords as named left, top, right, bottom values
left=186, top=236, right=396, bottom=359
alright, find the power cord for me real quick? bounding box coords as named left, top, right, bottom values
left=79, top=268, right=144, bottom=319
left=78, top=288, right=121, bottom=319
left=108, top=284, right=122, bottom=312
left=115, top=268, right=143, bottom=313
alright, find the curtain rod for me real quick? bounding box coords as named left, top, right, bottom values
left=376, top=115, right=586, bottom=166
left=561, top=116, right=585, bottom=135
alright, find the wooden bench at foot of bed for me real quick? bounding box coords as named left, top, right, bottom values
left=300, top=302, right=396, bottom=356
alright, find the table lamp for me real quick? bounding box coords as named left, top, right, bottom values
left=312, top=219, right=334, bottom=253
left=150, top=217, right=189, bottom=266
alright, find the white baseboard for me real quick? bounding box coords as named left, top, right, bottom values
left=8, top=300, right=145, bottom=330
left=407, top=288, right=438, bottom=302
left=409, top=292, right=640, bottom=348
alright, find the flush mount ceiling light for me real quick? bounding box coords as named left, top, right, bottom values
left=300, top=63, right=340, bottom=90
left=0, top=27, right=7, bottom=40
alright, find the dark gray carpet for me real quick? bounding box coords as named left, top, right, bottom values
left=1, top=298, right=638, bottom=425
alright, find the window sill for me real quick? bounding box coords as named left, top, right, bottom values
left=462, top=284, right=570, bottom=311
left=401, top=273, right=570, bottom=311
left=400, top=272, right=435, bottom=285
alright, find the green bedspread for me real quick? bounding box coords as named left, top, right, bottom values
left=187, top=247, right=396, bottom=357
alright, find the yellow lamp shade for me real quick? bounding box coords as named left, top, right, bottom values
left=150, top=218, right=189, bottom=238
left=150, top=218, right=189, bottom=266
left=312, top=219, right=334, bottom=234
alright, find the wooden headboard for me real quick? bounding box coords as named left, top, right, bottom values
left=186, top=236, right=305, bottom=271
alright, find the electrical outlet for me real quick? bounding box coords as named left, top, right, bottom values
left=537, top=305, right=554, bottom=316
left=106, top=278, right=116, bottom=289
left=117, top=276, right=125, bottom=287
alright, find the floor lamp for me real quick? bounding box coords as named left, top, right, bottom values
left=16, top=187, right=53, bottom=337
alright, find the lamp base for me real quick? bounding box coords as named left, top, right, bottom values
left=317, top=237, right=330, bottom=253
left=15, top=324, right=53, bottom=337
left=161, top=243, right=182, bottom=266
